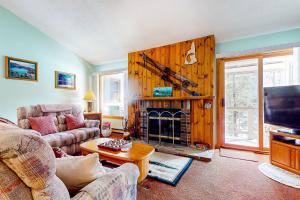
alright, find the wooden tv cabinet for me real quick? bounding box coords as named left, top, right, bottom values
left=270, top=130, right=300, bottom=175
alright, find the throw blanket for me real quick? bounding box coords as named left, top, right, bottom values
left=40, top=104, right=72, bottom=113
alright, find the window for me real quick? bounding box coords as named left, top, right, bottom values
left=263, top=54, right=297, bottom=148
left=100, top=72, right=126, bottom=116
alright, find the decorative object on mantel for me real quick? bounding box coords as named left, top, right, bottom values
left=101, top=121, right=112, bottom=137
left=136, top=53, right=200, bottom=96
left=204, top=102, right=212, bottom=109
left=259, top=162, right=300, bottom=189
left=55, top=71, right=76, bottom=90
left=84, top=90, right=96, bottom=112
left=153, top=87, right=173, bottom=97
left=5, top=56, right=38, bottom=81
left=184, top=42, right=197, bottom=65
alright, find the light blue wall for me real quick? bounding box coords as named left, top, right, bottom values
left=0, top=6, right=93, bottom=122
left=93, top=59, right=128, bottom=73
left=216, top=28, right=300, bottom=55
left=94, top=28, right=300, bottom=72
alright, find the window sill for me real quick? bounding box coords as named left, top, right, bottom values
left=102, top=115, right=124, bottom=120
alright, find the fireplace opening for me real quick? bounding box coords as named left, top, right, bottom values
left=146, top=108, right=188, bottom=145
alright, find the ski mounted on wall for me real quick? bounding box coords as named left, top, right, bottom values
left=140, top=53, right=198, bottom=88
left=136, top=53, right=200, bottom=96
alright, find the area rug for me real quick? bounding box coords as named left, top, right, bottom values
left=148, top=152, right=193, bottom=186
left=219, top=148, right=258, bottom=162
left=258, top=162, right=300, bottom=189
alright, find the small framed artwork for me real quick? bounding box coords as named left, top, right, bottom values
left=55, top=71, right=76, bottom=90
left=5, top=56, right=38, bottom=81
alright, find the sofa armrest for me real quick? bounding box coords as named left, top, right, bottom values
left=84, top=120, right=100, bottom=128
left=71, top=163, right=139, bottom=200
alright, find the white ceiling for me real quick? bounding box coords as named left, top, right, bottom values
left=1, top=0, right=300, bottom=65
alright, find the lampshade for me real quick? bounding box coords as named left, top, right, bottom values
left=84, top=90, right=96, bottom=102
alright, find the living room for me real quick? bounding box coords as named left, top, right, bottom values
left=0, top=1, right=300, bottom=200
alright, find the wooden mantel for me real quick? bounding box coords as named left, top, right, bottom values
left=128, top=35, right=215, bottom=147
left=134, top=96, right=215, bottom=101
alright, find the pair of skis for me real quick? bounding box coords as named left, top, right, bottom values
left=136, top=53, right=200, bottom=96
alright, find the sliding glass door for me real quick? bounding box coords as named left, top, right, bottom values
left=217, top=49, right=296, bottom=152
left=224, top=59, right=259, bottom=148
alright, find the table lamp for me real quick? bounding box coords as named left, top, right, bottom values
left=84, top=90, right=96, bottom=112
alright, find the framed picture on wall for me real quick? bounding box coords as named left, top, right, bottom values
left=55, top=71, right=76, bottom=90
left=5, top=56, right=38, bottom=81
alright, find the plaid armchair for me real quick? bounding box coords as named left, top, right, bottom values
left=0, top=123, right=139, bottom=200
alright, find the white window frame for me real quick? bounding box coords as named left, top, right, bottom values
left=98, top=70, right=128, bottom=117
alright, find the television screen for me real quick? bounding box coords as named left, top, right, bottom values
left=264, top=85, right=300, bottom=130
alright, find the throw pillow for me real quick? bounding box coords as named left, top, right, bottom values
left=56, top=153, right=106, bottom=194
left=65, top=114, right=85, bottom=130
left=52, top=147, right=69, bottom=158
left=28, top=116, right=58, bottom=136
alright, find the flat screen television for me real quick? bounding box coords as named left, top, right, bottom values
left=264, top=85, right=300, bottom=133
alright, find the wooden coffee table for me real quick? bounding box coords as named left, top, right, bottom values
left=80, top=138, right=155, bottom=183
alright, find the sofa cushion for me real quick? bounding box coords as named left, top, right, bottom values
left=65, top=114, right=85, bottom=130
left=28, top=116, right=58, bottom=136
left=57, top=115, right=66, bottom=124
left=57, top=115, right=68, bottom=132
left=43, top=131, right=76, bottom=147
left=85, top=120, right=100, bottom=128
left=18, top=119, right=31, bottom=129
left=67, top=127, right=100, bottom=143
left=43, top=127, right=99, bottom=148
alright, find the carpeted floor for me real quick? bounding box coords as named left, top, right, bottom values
left=138, top=150, right=300, bottom=200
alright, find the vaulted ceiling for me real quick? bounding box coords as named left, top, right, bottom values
left=1, top=0, right=300, bottom=64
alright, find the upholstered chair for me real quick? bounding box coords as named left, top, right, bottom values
left=0, top=122, right=139, bottom=200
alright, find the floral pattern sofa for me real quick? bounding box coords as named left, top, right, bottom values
left=17, top=104, right=100, bottom=155
left=0, top=122, right=139, bottom=200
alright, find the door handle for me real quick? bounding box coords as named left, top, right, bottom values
left=221, top=98, right=225, bottom=107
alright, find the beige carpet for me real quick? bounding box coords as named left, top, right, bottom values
left=138, top=150, right=300, bottom=200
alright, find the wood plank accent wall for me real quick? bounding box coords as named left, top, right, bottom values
left=128, top=35, right=215, bottom=146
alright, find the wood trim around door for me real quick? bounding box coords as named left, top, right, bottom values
left=258, top=56, right=264, bottom=150
left=216, top=59, right=225, bottom=148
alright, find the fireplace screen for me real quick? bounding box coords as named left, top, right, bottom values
left=144, top=108, right=190, bottom=145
